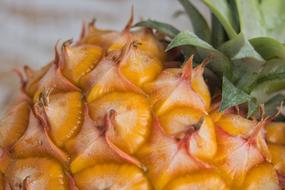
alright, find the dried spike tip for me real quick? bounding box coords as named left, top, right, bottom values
left=32, top=42, right=81, bottom=100
left=62, top=39, right=73, bottom=49
left=65, top=172, right=79, bottom=190
left=246, top=116, right=268, bottom=143
left=122, top=5, right=134, bottom=33
left=181, top=55, right=194, bottom=80
left=79, top=20, right=87, bottom=41
left=13, top=68, right=31, bottom=103
left=245, top=114, right=272, bottom=162
left=37, top=88, right=54, bottom=107
left=14, top=68, right=27, bottom=88
left=78, top=18, right=96, bottom=41
left=54, top=40, right=62, bottom=67
left=22, top=176, right=31, bottom=190
left=23, top=65, right=34, bottom=80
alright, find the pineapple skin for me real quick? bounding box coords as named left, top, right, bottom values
left=0, top=18, right=284, bottom=190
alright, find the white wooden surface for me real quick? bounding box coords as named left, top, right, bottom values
left=0, top=0, right=209, bottom=113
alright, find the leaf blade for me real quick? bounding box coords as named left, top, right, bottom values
left=178, top=0, right=211, bottom=42
left=250, top=37, right=285, bottom=60
left=166, top=31, right=232, bottom=78
left=134, top=19, right=180, bottom=38
left=202, top=0, right=238, bottom=38
left=220, top=76, right=251, bottom=111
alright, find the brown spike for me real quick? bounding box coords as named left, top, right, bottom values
left=14, top=68, right=26, bottom=88
left=54, top=40, right=62, bottom=67
left=23, top=65, right=34, bottom=80
left=13, top=68, right=32, bottom=103
left=79, top=20, right=87, bottom=40
left=66, top=172, right=79, bottom=190
left=88, top=18, right=96, bottom=30
left=22, top=176, right=31, bottom=190
left=122, top=5, right=134, bottom=33
left=181, top=55, right=194, bottom=80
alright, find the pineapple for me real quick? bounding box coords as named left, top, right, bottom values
left=1, top=1, right=285, bottom=189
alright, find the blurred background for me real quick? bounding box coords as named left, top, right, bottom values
left=0, top=0, right=209, bottom=113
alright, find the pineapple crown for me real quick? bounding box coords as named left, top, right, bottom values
left=134, top=0, right=285, bottom=119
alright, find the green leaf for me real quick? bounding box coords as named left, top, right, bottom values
left=250, top=78, right=285, bottom=104
left=211, top=13, right=227, bottom=48
left=166, top=31, right=214, bottom=51
left=259, top=0, right=285, bottom=43
left=219, top=33, right=264, bottom=61
left=202, top=0, right=238, bottom=38
left=166, top=31, right=232, bottom=78
left=258, top=59, right=285, bottom=82
left=234, top=0, right=285, bottom=42
left=177, top=0, right=211, bottom=42
left=133, top=19, right=180, bottom=38
left=219, top=33, right=264, bottom=92
left=264, top=94, right=285, bottom=119
left=250, top=37, right=285, bottom=60
left=249, top=59, right=285, bottom=103
left=220, top=76, right=251, bottom=111
left=232, top=59, right=263, bottom=93
left=235, top=0, right=266, bottom=39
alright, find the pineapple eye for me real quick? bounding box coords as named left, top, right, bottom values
left=88, top=92, right=151, bottom=154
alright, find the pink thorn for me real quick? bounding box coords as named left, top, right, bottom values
left=123, top=5, right=134, bottom=33
left=181, top=55, right=194, bottom=80
left=247, top=118, right=268, bottom=144
left=66, top=172, right=79, bottom=190
left=278, top=172, right=285, bottom=188
left=79, top=20, right=87, bottom=40
left=23, top=176, right=31, bottom=190
left=88, top=18, right=96, bottom=30
left=23, top=65, right=34, bottom=79
left=13, top=68, right=26, bottom=87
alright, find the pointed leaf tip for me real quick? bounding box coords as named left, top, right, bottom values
left=220, top=76, right=251, bottom=111
left=178, top=0, right=210, bottom=42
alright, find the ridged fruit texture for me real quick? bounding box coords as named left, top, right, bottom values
left=0, top=15, right=285, bottom=190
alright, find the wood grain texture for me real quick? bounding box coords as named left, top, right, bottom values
left=0, top=0, right=209, bottom=113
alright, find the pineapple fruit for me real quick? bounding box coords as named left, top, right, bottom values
left=1, top=1, right=285, bottom=189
